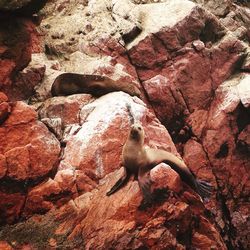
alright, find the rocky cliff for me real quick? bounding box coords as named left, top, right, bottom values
left=0, top=0, right=249, bottom=249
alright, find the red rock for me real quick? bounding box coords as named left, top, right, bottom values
left=0, top=192, right=26, bottom=225
left=0, top=102, right=11, bottom=125
left=221, top=4, right=250, bottom=41
left=151, top=163, right=183, bottom=193
left=128, top=2, right=245, bottom=124
left=192, top=232, right=220, bottom=249
left=48, top=238, right=57, bottom=248
left=39, top=94, right=94, bottom=126
left=5, top=146, right=30, bottom=180
left=25, top=20, right=43, bottom=53
left=192, top=216, right=226, bottom=249
left=0, top=59, right=16, bottom=86
left=0, top=102, right=60, bottom=180
left=24, top=178, right=62, bottom=217
left=183, top=139, right=215, bottom=181
left=3, top=101, right=37, bottom=127
left=143, top=75, right=187, bottom=124
left=129, top=35, right=168, bottom=68
left=0, top=0, right=248, bottom=248
left=60, top=92, right=176, bottom=187
left=75, top=170, right=97, bottom=193
left=192, top=40, right=205, bottom=51
left=54, top=169, right=77, bottom=194
left=186, top=109, right=208, bottom=138
left=0, top=101, right=60, bottom=222
left=0, top=16, right=42, bottom=100
left=210, top=36, right=245, bottom=89
left=14, top=61, right=46, bottom=100
left=173, top=52, right=213, bottom=112
left=0, top=154, right=7, bottom=178
left=238, top=125, right=250, bottom=150
left=195, top=0, right=231, bottom=17
left=0, top=241, right=13, bottom=250
left=0, top=92, right=8, bottom=102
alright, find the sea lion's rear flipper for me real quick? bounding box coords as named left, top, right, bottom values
left=106, top=168, right=131, bottom=196
left=196, top=179, right=213, bottom=199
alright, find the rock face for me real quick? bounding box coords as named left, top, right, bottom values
left=0, top=0, right=249, bottom=249
left=0, top=14, right=42, bottom=101
left=0, top=100, right=60, bottom=224
left=0, top=0, right=48, bottom=15
left=0, top=92, right=226, bottom=249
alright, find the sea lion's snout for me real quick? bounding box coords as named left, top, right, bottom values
left=130, top=128, right=139, bottom=139
left=130, top=124, right=143, bottom=140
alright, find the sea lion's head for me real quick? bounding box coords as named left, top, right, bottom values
left=129, top=123, right=145, bottom=144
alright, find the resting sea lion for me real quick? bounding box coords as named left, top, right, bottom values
left=106, top=123, right=212, bottom=204
left=51, top=73, right=141, bottom=97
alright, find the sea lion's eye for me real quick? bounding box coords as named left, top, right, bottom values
left=138, top=127, right=142, bottom=130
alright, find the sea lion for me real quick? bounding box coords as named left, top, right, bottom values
left=51, top=73, right=141, bottom=98
left=106, top=122, right=212, bottom=204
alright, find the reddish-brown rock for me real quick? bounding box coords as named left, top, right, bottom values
left=0, top=102, right=60, bottom=180
left=0, top=154, right=7, bottom=178
left=0, top=101, right=60, bottom=223
left=151, top=163, right=183, bottom=194
left=0, top=192, right=26, bottom=225
left=60, top=92, right=177, bottom=185
left=0, top=241, right=13, bottom=250
left=24, top=178, right=63, bottom=217
left=41, top=94, right=93, bottom=125
left=0, top=102, right=11, bottom=125
left=0, top=15, right=42, bottom=100
left=0, top=163, right=226, bottom=249
left=26, top=92, right=178, bottom=215
left=0, top=92, right=11, bottom=124
left=13, top=58, right=46, bottom=100
left=0, top=92, right=8, bottom=103
left=0, top=0, right=249, bottom=249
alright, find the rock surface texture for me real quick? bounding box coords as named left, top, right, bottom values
left=0, top=0, right=249, bottom=249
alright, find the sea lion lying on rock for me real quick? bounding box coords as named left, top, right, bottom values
left=51, top=73, right=141, bottom=97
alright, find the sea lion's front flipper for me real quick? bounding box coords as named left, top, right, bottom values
left=138, top=168, right=153, bottom=207
left=106, top=167, right=131, bottom=196
left=146, top=148, right=213, bottom=200
left=196, top=179, right=213, bottom=199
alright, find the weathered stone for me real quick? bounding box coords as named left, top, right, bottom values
left=0, top=192, right=26, bottom=225
left=60, top=91, right=177, bottom=185
left=24, top=178, right=63, bottom=217
left=14, top=60, right=46, bottom=100
left=0, top=16, right=42, bottom=100
left=0, top=241, right=13, bottom=250
left=39, top=94, right=94, bottom=126
left=193, top=0, right=231, bottom=16
left=0, top=0, right=249, bottom=248
left=221, top=4, right=250, bottom=41
left=236, top=73, right=250, bottom=108
left=241, top=51, right=250, bottom=71
left=0, top=154, right=7, bottom=178
left=238, top=124, right=250, bottom=152
left=0, top=92, right=8, bottom=102
left=186, top=109, right=208, bottom=138
left=0, top=102, right=11, bottom=125
left=151, top=163, right=183, bottom=193
left=0, top=101, right=60, bottom=180
left=0, top=0, right=47, bottom=15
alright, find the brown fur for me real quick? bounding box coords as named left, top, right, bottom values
left=51, top=73, right=141, bottom=97
left=107, top=123, right=212, bottom=204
